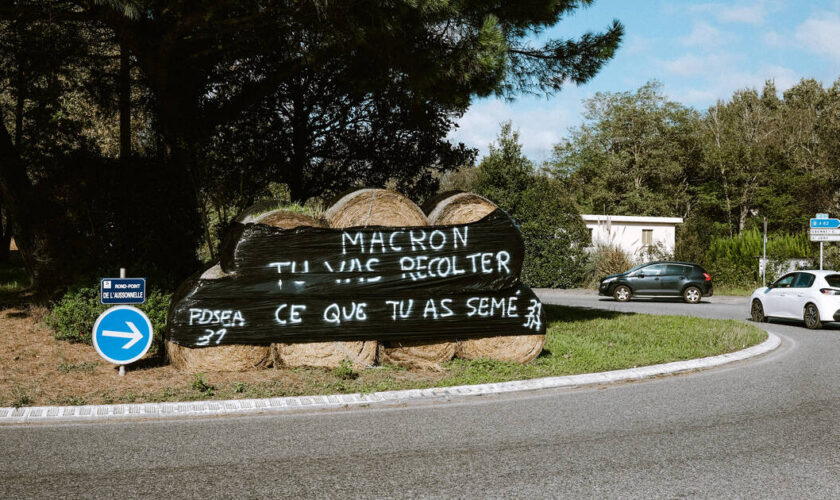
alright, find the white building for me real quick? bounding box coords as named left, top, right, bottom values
left=581, top=214, right=684, bottom=258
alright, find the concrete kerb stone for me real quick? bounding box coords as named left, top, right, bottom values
left=0, top=331, right=781, bottom=425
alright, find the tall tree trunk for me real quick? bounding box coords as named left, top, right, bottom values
left=119, top=44, right=131, bottom=164
left=0, top=208, right=11, bottom=263
left=0, top=119, right=64, bottom=291
left=287, top=83, right=310, bottom=202
left=738, top=205, right=749, bottom=233
left=155, top=90, right=206, bottom=272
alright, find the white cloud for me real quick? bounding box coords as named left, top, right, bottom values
left=679, top=22, right=736, bottom=47
left=688, top=1, right=779, bottom=25
left=669, top=64, right=799, bottom=106
left=662, top=52, right=740, bottom=77
left=623, top=35, right=652, bottom=55
left=762, top=30, right=785, bottom=47
left=795, top=13, right=840, bottom=61
left=449, top=96, right=583, bottom=160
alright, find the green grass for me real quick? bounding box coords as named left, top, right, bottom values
left=714, top=284, right=760, bottom=296
left=414, top=305, right=765, bottom=387
left=44, top=304, right=765, bottom=406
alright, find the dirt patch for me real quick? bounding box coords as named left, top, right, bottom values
left=0, top=308, right=447, bottom=406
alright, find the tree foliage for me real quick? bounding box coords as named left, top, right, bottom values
left=474, top=123, right=589, bottom=287
left=550, top=81, right=699, bottom=217
left=553, top=78, right=840, bottom=278
left=0, top=0, right=623, bottom=292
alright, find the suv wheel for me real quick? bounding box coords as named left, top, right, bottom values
left=804, top=303, right=823, bottom=329
left=682, top=286, right=702, bottom=304
left=613, top=285, right=631, bottom=302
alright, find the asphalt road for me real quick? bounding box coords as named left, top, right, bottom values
left=3, top=291, right=840, bottom=498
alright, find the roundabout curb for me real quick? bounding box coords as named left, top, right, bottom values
left=0, top=331, right=781, bottom=425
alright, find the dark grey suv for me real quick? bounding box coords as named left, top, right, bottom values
left=598, top=261, right=714, bottom=303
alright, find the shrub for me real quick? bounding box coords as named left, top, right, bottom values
left=704, top=229, right=814, bottom=286
left=191, top=374, right=215, bottom=395
left=46, top=283, right=172, bottom=354
left=809, top=245, right=840, bottom=272
left=639, top=241, right=673, bottom=262
left=332, top=358, right=359, bottom=380
left=584, top=243, right=634, bottom=286
left=472, top=123, right=590, bottom=288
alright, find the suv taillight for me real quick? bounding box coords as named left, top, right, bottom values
left=820, top=288, right=840, bottom=295
left=703, top=273, right=712, bottom=282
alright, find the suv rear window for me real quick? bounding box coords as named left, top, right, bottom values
left=665, top=264, right=691, bottom=275
left=826, top=275, right=840, bottom=288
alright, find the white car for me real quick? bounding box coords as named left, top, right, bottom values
left=750, top=270, right=840, bottom=329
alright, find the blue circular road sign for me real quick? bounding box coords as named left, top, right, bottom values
left=92, top=306, right=154, bottom=365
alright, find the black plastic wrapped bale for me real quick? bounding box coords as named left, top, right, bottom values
left=427, top=192, right=546, bottom=363
left=327, top=189, right=454, bottom=368
left=255, top=209, right=377, bottom=369
left=166, top=265, right=272, bottom=372
left=166, top=190, right=546, bottom=369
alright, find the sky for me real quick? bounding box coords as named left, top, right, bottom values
left=449, top=0, right=840, bottom=161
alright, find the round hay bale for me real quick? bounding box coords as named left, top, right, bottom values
left=166, top=341, right=272, bottom=372
left=426, top=191, right=498, bottom=225
left=257, top=209, right=378, bottom=369
left=427, top=192, right=545, bottom=363
left=200, top=263, right=228, bottom=280
left=327, top=188, right=456, bottom=368
left=168, top=263, right=271, bottom=372
left=326, top=188, right=427, bottom=228
left=274, top=341, right=377, bottom=369
left=250, top=210, right=324, bottom=228
left=376, top=340, right=456, bottom=371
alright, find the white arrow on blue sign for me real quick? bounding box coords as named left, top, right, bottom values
left=92, top=306, right=153, bottom=365
left=810, top=218, right=840, bottom=228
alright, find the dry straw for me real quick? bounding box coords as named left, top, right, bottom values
left=166, top=342, right=272, bottom=372
left=328, top=188, right=456, bottom=369
left=427, top=192, right=545, bottom=363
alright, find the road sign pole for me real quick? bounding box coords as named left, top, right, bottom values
left=820, top=242, right=824, bottom=271
left=763, top=217, right=767, bottom=288
left=119, top=268, right=126, bottom=375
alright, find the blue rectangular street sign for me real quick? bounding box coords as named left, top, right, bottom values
left=810, top=218, right=840, bottom=229
left=100, top=278, right=146, bottom=304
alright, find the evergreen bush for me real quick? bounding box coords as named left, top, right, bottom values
left=704, top=229, right=814, bottom=286
left=473, top=123, right=590, bottom=288
left=46, top=284, right=171, bottom=354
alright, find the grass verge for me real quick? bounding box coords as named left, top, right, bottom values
left=713, top=284, right=759, bottom=296
left=0, top=305, right=766, bottom=407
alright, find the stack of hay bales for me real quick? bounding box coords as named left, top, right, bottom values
left=166, top=209, right=379, bottom=371
left=166, top=260, right=273, bottom=372
left=326, top=189, right=456, bottom=370
left=167, top=189, right=542, bottom=371
left=257, top=209, right=379, bottom=369
left=426, top=192, right=545, bottom=363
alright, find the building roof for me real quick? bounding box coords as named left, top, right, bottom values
left=581, top=214, right=684, bottom=224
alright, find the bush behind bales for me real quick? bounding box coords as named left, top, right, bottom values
left=46, top=284, right=171, bottom=355
left=704, top=229, right=813, bottom=286
left=473, top=123, right=590, bottom=288
left=585, top=243, right=634, bottom=287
